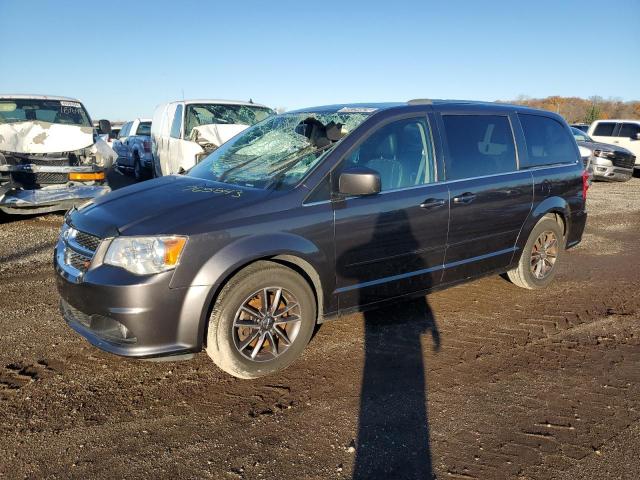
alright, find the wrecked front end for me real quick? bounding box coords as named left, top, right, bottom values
left=0, top=148, right=110, bottom=215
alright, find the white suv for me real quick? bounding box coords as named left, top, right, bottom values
left=588, top=120, right=640, bottom=172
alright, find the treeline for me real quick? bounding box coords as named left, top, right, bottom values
left=503, top=96, right=640, bottom=124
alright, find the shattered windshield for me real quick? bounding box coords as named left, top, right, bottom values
left=188, top=110, right=371, bottom=189
left=184, top=104, right=275, bottom=138
left=0, top=99, right=91, bottom=126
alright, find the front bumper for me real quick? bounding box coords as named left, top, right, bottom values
left=54, top=239, right=210, bottom=359
left=590, top=157, right=634, bottom=182
left=0, top=164, right=110, bottom=214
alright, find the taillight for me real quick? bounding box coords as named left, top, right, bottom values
left=582, top=169, right=590, bottom=200
left=143, top=141, right=151, bottom=152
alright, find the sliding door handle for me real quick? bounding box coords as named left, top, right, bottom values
left=420, top=198, right=446, bottom=209
left=452, top=192, right=476, bottom=204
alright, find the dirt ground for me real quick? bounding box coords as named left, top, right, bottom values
left=1, top=173, right=639, bottom=479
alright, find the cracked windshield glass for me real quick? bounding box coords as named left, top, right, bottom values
left=188, top=110, right=371, bottom=189
left=0, top=99, right=91, bottom=126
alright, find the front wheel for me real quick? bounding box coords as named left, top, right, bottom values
left=206, top=261, right=317, bottom=379
left=506, top=217, right=564, bottom=289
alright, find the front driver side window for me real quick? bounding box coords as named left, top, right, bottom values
left=170, top=105, right=183, bottom=139
left=342, top=117, right=435, bottom=191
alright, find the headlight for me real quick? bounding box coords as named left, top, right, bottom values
left=594, top=149, right=615, bottom=159
left=104, top=236, right=187, bottom=275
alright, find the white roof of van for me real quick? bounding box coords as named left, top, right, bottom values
left=0, top=94, right=83, bottom=102
left=167, top=99, right=270, bottom=108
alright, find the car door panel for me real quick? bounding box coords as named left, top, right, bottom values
left=335, top=184, right=449, bottom=309
left=443, top=171, right=532, bottom=281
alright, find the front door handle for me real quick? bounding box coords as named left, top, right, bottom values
left=452, top=192, right=477, bottom=204
left=420, top=198, right=446, bottom=209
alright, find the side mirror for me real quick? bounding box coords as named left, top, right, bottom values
left=338, top=167, right=381, bottom=196
left=98, top=119, right=112, bottom=135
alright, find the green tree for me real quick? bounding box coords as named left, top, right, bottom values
left=584, top=103, right=601, bottom=124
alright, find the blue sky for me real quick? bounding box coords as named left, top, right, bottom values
left=1, top=0, right=638, bottom=120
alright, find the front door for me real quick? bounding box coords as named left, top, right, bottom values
left=334, top=115, right=450, bottom=310
left=437, top=111, right=533, bottom=283
left=615, top=122, right=640, bottom=165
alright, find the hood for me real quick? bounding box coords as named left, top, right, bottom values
left=189, top=123, right=249, bottom=149
left=69, top=175, right=271, bottom=237
left=577, top=140, right=634, bottom=156
left=0, top=121, right=94, bottom=154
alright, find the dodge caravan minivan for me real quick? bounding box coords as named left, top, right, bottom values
left=56, top=100, right=588, bottom=378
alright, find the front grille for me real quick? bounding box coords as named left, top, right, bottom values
left=65, top=249, right=92, bottom=271
left=11, top=171, right=68, bottom=187
left=74, top=231, right=101, bottom=252
left=612, top=153, right=635, bottom=169
left=61, top=226, right=102, bottom=275
left=1, top=151, right=74, bottom=167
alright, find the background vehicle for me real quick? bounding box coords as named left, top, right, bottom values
left=95, top=121, right=123, bottom=149
left=571, top=126, right=634, bottom=181
left=571, top=123, right=590, bottom=132
left=0, top=94, right=115, bottom=214
left=588, top=120, right=640, bottom=172
left=113, top=118, right=152, bottom=181
left=56, top=100, right=587, bottom=379
left=151, top=99, right=274, bottom=176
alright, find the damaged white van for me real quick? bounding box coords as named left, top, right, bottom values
left=0, top=95, right=116, bottom=215
left=151, top=99, right=274, bottom=176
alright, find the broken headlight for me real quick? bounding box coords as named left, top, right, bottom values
left=104, top=236, right=187, bottom=275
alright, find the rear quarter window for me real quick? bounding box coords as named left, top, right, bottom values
left=592, top=122, right=617, bottom=137
left=441, top=114, right=516, bottom=180
left=519, top=114, right=577, bottom=168
left=618, top=123, right=640, bottom=138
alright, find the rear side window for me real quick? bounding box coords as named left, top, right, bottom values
left=442, top=115, right=516, bottom=180
left=519, top=114, right=577, bottom=168
left=136, top=121, right=151, bottom=135
left=118, top=123, right=130, bottom=138
left=170, top=105, right=183, bottom=139
left=592, top=122, right=617, bottom=137
left=618, top=123, right=640, bottom=138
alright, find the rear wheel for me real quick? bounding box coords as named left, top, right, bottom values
left=133, top=153, right=144, bottom=181
left=206, top=261, right=317, bottom=379
left=507, top=217, right=564, bottom=289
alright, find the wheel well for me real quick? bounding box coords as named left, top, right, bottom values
left=201, top=256, right=323, bottom=348
left=544, top=212, right=566, bottom=238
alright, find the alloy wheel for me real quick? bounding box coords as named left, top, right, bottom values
left=232, top=287, right=302, bottom=362
left=530, top=230, right=559, bottom=279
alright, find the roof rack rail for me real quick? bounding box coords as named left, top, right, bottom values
left=407, top=99, right=433, bottom=105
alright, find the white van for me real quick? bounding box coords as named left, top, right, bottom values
left=151, top=99, right=274, bottom=176
left=587, top=120, right=640, bottom=171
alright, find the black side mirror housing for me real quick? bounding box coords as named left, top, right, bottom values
left=98, top=119, right=112, bottom=135
left=338, top=167, right=381, bottom=196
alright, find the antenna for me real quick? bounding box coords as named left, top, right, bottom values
left=181, top=89, right=185, bottom=101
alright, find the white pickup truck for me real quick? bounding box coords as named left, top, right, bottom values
left=151, top=99, right=274, bottom=176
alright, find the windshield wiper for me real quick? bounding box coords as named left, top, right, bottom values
left=265, top=144, right=333, bottom=190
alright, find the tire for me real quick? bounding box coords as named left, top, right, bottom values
left=133, top=153, right=144, bottom=182
left=205, top=261, right=317, bottom=379
left=506, top=216, right=565, bottom=289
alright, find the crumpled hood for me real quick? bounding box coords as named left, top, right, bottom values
left=69, top=175, right=270, bottom=237
left=0, top=121, right=94, bottom=154
left=189, top=123, right=249, bottom=149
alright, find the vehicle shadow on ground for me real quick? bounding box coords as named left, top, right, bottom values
left=337, top=209, right=440, bottom=479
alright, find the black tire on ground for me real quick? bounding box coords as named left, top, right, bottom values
left=205, top=261, right=317, bottom=379
left=506, top=216, right=565, bottom=290
left=133, top=153, right=144, bottom=181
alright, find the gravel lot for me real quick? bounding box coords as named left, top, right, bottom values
left=1, top=175, right=639, bottom=479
